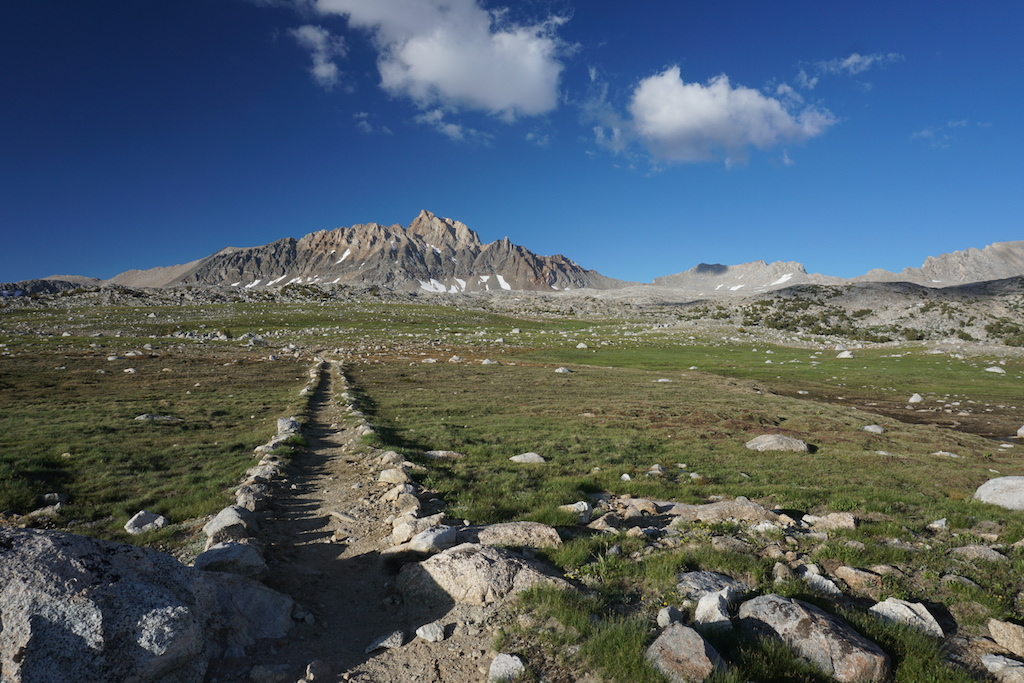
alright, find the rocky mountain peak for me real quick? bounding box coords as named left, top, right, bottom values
left=406, top=210, right=480, bottom=252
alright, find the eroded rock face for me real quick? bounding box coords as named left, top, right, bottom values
left=397, top=543, right=567, bottom=606
left=738, top=594, right=890, bottom=683
left=0, top=527, right=292, bottom=683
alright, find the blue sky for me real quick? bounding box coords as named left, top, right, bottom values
left=2, top=1, right=1021, bottom=284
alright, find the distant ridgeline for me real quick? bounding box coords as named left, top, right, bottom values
left=7, top=211, right=1024, bottom=296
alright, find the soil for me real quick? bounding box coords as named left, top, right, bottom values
left=205, top=361, right=508, bottom=683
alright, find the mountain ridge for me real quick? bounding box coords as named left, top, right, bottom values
left=3, top=212, right=1022, bottom=296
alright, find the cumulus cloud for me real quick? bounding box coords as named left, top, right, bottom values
left=290, top=24, right=347, bottom=89
left=313, top=0, right=568, bottom=119
left=625, top=67, right=836, bottom=164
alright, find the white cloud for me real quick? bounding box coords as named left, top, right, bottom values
left=911, top=119, right=983, bottom=148
left=290, top=24, right=347, bottom=89
left=627, top=67, right=836, bottom=164
left=313, top=0, right=568, bottom=119
left=414, top=108, right=489, bottom=142
left=796, top=68, right=818, bottom=90
left=817, top=52, right=904, bottom=76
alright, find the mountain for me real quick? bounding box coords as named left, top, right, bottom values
left=651, top=261, right=841, bottom=296
left=4, top=212, right=1022, bottom=298
left=641, top=241, right=1024, bottom=298
left=104, top=210, right=627, bottom=293
left=854, top=241, right=1024, bottom=286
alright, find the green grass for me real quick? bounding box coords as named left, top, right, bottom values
left=0, top=344, right=308, bottom=538
left=350, top=360, right=1012, bottom=527
left=3, top=294, right=1019, bottom=680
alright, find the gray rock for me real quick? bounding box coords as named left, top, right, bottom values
left=398, top=543, right=568, bottom=606
left=134, top=414, right=184, bottom=423
left=276, top=417, right=302, bottom=434
left=379, top=467, right=413, bottom=485
left=1018, top=425, right=1024, bottom=438
left=554, top=367, right=572, bottom=374
left=694, top=587, right=735, bottom=635
left=869, top=598, right=943, bottom=637
left=558, top=500, right=593, bottom=523
left=305, top=659, right=331, bottom=680
left=983, top=654, right=1024, bottom=683
left=668, top=497, right=778, bottom=524
left=509, top=452, right=546, bottom=463
left=0, top=527, right=292, bottom=683
left=235, top=482, right=271, bottom=512
left=408, top=525, right=460, bottom=553
left=365, top=630, right=404, bottom=653
left=834, top=566, right=882, bottom=592
left=470, top=521, right=562, bottom=549
left=738, top=594, right=890, bottom=683
left=488, top=653, right=525, bottom=682
left=40, top=492, right=68, bottom=505
left=392, top=513, right=445, bottom=545
left=645, top=622, right=723, bottom=683
left=950, top=544, right=1008, bottom=563
left=990, top=619, right=1024, bottom=658
left=125, top=510, right=170, bottom=535
left=797, top=565, right=843, bottom=596
left=908, top=393, right=924, bottom=403
left=203, top=505, right=258, bottom=549
left=744, top=434, right=809, bottom=452
left=193, top=542, right=268, bottom=581
left=975, top=476, right=1024, bottom=511
left=415, top=621, right=446, bottom=643
left=657, top=605, right=684, bottom=627
left=862, top=425, right=886, bottom=434
left=676, top=571, right=749, bottom=602
left=243, top=463, right=282, bottom=484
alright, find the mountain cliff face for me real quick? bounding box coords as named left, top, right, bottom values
left=106, top=210, right=626, bottom=293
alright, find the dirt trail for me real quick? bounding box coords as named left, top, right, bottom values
left=207, top=361, right=500, bottom=683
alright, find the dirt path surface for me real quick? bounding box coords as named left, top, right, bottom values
left=207, top=361, right=504, bottom=683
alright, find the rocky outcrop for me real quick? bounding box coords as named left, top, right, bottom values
left=0, top=527, right=293, bottom=683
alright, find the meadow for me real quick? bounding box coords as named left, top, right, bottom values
left=2, top=291, right=1022, bottom=680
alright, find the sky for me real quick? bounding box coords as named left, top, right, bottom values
left=2, top=1, right=1022, bottom=285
